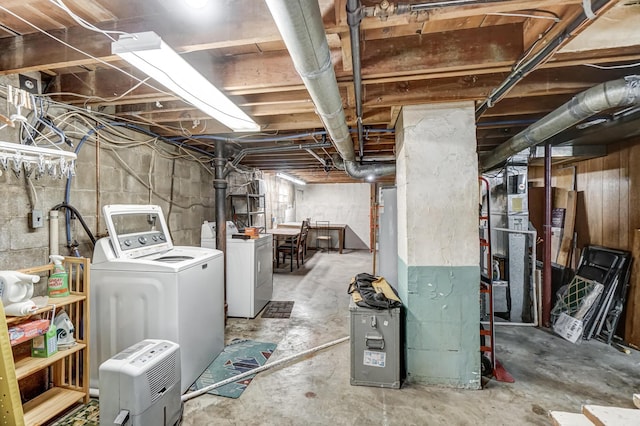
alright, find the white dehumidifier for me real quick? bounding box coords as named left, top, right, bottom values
left=99, top=339, right=182, bottom=426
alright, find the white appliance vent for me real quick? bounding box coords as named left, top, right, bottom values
left=147, top=352, right=178, bottom=403
left=99, top=339, right=182, bottom=426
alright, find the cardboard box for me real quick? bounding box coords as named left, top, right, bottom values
left=32, top=324, right=58, bottom=357
left=554, top=312, right=583, bottom=344
left=8, top=319, right=50, bottom=346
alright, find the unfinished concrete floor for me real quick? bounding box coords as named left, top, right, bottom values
left=182, top=250, right=640, bottom=425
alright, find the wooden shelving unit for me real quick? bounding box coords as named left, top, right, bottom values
left=1, top=256, right=90, bottom=426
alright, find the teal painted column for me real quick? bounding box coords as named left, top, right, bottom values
left=396, top=102, right=480, bottom=389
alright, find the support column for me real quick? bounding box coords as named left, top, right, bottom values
left=214, top=139, right=228, bottom=320
left=396, top=102, right=480, bottom=389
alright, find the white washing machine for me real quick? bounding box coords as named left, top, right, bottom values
left=91, top=205, right=225, bottom=393
left=201, top=221, right=273, bottom=318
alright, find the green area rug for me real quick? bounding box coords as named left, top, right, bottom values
left=51, top=399, right=99, bottom=426
left=189, top=338, right=277, bottom=398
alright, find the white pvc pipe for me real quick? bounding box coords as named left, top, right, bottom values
left=181, top=336, right=349, bottom=403
left=49, top=210, right=59, bottom=256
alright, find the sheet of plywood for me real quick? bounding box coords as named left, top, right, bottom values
left=624, top=229, right=640, bottom=346
left=550, top=411, right=593, bottom=426
left=618, top=145, right=630, bottom=250
left=586, top=158, right=605, bottom=246
left=583, top=405, right=640, bottom=426
left=558, top=190, right=577, bottom=267
left=602, top=151, right=621, bottom=249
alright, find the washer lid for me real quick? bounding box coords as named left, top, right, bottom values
left=103, top=204, right=173, bottom=259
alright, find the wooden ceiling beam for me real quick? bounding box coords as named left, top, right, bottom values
left=51, top=23, right=525, bottom=104
left=0, top=0, right=284, bottom=75
left=363, top=67, right=631, bottom=108
left=360, top=23, right=523, bottom=79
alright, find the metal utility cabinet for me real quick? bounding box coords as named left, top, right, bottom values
left=350, top=300, right=402, bottom=388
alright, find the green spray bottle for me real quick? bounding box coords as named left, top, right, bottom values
left=48, top=255, right=69, bottom=297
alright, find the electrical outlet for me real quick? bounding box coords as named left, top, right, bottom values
left=29, top=209, right=43, bottom=229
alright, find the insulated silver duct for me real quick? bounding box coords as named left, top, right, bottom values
left=479, top=75, right=640, bottom=172
left=332, top=155, right=395, bottom=179
left=265, top=0, right=395, bottom=178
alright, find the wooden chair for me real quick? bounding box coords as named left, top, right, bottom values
left=315, top=220, right=332, bottom=252
left=277, top=220, right=309, bottom=269
left=301, top=220, right=311, bottom=258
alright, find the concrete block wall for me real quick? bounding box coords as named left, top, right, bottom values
left=0, top=93, right=216, bottom=270
left=295, top=183, right=370, bottom=249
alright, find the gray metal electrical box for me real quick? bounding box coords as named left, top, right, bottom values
left=349, top=300, right=402, bottom=388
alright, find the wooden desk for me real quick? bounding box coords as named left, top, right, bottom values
left=266, top=228, right=301, bottom=272
left=277, top=222, right=347, bottom=254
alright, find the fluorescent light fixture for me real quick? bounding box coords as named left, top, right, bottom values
left=112, top=32, right=260, bottom=132
left=183, top=0, right=209, bottom=8
left=277, top=172, right=306, bottom=186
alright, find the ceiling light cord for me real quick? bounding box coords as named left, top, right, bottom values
left=0, top=5, right=170, bottom=98
left=52, top=0, right=257, bottom=127
left=48, top=0, right=129, bottom=41
left=3, top=4, right=256, bottom=129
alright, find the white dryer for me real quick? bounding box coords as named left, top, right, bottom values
left=201, top=221, right=273, bottom=318
left=91, top=205, right=224, bottom=393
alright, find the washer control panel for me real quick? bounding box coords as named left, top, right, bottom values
left=118, top=231, right=167, bottom=251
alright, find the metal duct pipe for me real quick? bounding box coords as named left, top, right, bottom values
left=479, top=75, right=640, bottom=172
left=347, top=0, right=364, bottom=160
left=345, top=160, right=395, bottom=179
left=265, top=0, right=395, bottom=178
left=332, top=155, right=395, bottom=179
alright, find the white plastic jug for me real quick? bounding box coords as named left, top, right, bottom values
left=0, top=271, right=39, bottom=306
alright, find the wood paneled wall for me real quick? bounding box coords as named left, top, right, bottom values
left=529, top=135, right=640, bottom=253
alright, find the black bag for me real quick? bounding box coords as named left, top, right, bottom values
left=348, top=273, right=402, bottom=310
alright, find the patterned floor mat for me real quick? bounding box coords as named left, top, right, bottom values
left=189, top=338, right=277, bottom=399
left=50, top=399, right=99, bottom=425
left=261, top=301, right=295, bottom=318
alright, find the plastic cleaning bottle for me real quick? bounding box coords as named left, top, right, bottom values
left=48, top=255, right=69, bottom=297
